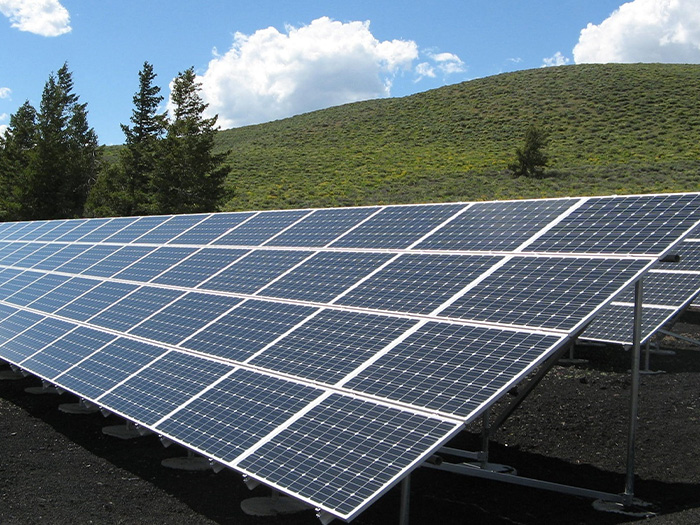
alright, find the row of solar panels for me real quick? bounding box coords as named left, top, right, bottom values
left=0, top=194, right=699, bottom=521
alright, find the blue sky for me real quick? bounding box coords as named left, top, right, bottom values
left=1, top=0, right=700, bottom=145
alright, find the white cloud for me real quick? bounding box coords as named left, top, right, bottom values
left=542, top=52, right=571, bottom=67
left=0, top=87, right=11, bottom=99
left=0, top=0, right=71, bottom=37
left=415, top=62, right=436, bottom=80
left=195, top=17, right=431, bottom=129
left=573, top=0, right=700, bottom=63
left=427, top=51, right=466, bottom=75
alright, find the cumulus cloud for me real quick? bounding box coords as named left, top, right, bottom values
left=194, top=17, right=462, bottom=129
left=573, top=0, right=700, bottom=63
left=0, top=87, right=11, bottom=99
left=0, top=0, right=71, bottom=37
left=542, top=52, right=571, bottom=67
left=0, top=113, right=7, bottom=138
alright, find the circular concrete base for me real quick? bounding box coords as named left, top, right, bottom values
left=58, top=403, right=99, bottom=415
left=240, top=496, right=309, bottom=517
left=25, top=386, right=60, bottom=395
left=0, top=370, right=24, bottom=380
left=592, top=499, right=655, bottom=518
left=102, top=424, right=143, bottom=440
left=161, top=456, right=211, bottom=471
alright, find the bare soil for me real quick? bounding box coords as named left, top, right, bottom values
left=1, top=315, right=699, bottom=525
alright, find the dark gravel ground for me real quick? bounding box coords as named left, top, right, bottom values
left=1, top=316, right=699, bottom=525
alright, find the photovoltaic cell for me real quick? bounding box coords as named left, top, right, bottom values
left=55, top=244, right=119, bottom=274
left=250, top=310, right=417, bottom=384
left=132, top=214, right=209, bottom=244
left=34, top=219, right=86, bottom=241
left=97, top=352, right=233, bottom=425
left=612, top=272, right=700, bottom=306
left=337, top=254, right=503, bottom=314
left=103, top=215, right=171, bottom=243
left=80, top=245, right=155, bottom=277
left=4, top=273, right=69, bottom=307
left=157, top=369, right=322, bottom=463
left=261, top=251, right=393, bottom=303
left=266, top=207, right=378, bottom=247
left=181, top=299, right=316, bottom=362
left=56, top=280, right=137, bottom=321
left=0, top=271, right=44, bottom=300
left=31, top=243, right=91, bottom=271
left=0, top=310, right=43, bottom=349
left=328, top=203, right=466, bottom=249
left=152, top=248, right=249, bottom=287
left=26, top=277, right=98, bottom=313
left=238, top=394, right=459, bottom=520
left=113, top=246, right=197, bottom=282
left=582, top=304, right=676, bottom=345
left=213, top=209, right=311, bottom=246
left=529, top=193, right=700, bottom=255
left=76, top=217, right=137, bottom=243
left=55, top=337, right=167, bottom=400
left=200, top=249, right=313, bottom=295
left=416, top=199, right=574, bottom=251
left=0, top=243, right=46, bottom=265
left=20, top=326, right=116, bottom=380
left=13, top=243, right=63, bottom=267
left=0, top=316, right=73, bottom=363
left=54, top=217, right=111, bottom=242
left=441, top=257, right=649, bottom=330
left=168, top=212, right=255, bottom=245
left=128, top=292, right=242, bottom=345
left=88, top=286, right=184, bottom=332
left=346, top=322, right=562, bottom=417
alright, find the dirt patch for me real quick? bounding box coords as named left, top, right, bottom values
left=1, top=318, right=699, bottom=525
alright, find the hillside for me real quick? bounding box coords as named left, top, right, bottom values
left=211, top=63, right=700, bottom=211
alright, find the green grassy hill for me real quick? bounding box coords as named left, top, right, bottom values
left=209, top=63, right=700, bottom=210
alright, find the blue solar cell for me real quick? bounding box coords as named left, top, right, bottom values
left=0, top=316, right=73, bottom=364
left=76, top=217, right=138, bottom=243
left=34, top=219, right=87, bottom=241
left=181, top=299, right=316, bottom=362
left=0, top=222, right=19, bottom=240
left=55, top=244, right=120, bottom=274
left=212, top=210, right=311, bottom=246
left=80, top=245, right=155, bottom=277
left=0, top=242, right=19, bottom=260
left=16, top=221, right=57, bottom=241
left=56, top=281, right=137, bottom=321
left=0, top=271, right=44, bottom=300
left=4, top=273, right=69, bottom=306
left=529, top=194, right=700, bottom=255
left=89, top=286, right=184, bottom=332
left=54, top=217, right=111, bottom=242
left=12, top=243, right=63, bottom=268
left=129, top=292, right=242, bottom=345
left=157, top=369, right=322, bottom=462
left=103, top=215, right=171, bottom=243
left=20, top=326, right=116, bottom=380
left=266, top=207, right=378, bottom=247
left=132, top=214, right=210, bottom=244
left=250, top=310, right=417, bottom=384
left=613, top=272, right=700, bottom=305
left=0, top=243, right=46, bottom=265
left=168, top=212, right=255, bottom=245
left=200, top=249, right=313, bottom=295
left=152, top=248, right=249, bottom=287
left=337, top=254, right=503, bottom=314
left=238, top=394, right=459, bottom=520
left=55, top=337, right=168, bottom=400
left=0, top=268, right=23, bottom=289
left=27, top=277, right=99, bottom=313
left=31, top=243, right=91, bottom=271
left=0, top=310, right=43, bottom=348
left=2, top=222, right=41, bottom=241
left=98, top=352, right=233, bottom=425
left=441, top=257, right=650, bottom=330
left=347, top=322, right=561, bottom=417
left=261, top=251, right=393, bottom=303
left=328, top=203, right=466, bottom=249
left=113, top=246, right=197, bottom=282
left=416, top=199, right=574, bottom=251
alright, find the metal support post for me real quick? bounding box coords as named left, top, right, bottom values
left=624, top=278, right=643, bottom=504
left=399, top=474, right=411, bottom=525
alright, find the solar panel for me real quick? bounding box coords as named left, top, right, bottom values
left=1, top=193, right=699, bottom=522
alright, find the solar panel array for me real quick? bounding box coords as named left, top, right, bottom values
left=1, top=193, right=699, bottom=521
left=583, top=224, right=700, bottom=345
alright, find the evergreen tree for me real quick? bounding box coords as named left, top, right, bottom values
left=509, top=125, right=549, bottom=178
left=0, top=101, right=38, bottom=220
left=29, top=63, right=100, bottom=219
left=152, top=67, right=230, bottom=215
left=86, top=62, right=165, bottom=217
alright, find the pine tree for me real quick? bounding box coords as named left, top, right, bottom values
left=0, top=101, right=38, bottom=220
left=509, top=125, right=549, bottom=178
left=152, top=67, right=230, bottom=215
left=29, top=63, right=100, bottom=219
left=87, top=62, right=165, bottom=217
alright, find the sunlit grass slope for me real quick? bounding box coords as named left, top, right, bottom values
left=210, top=63, right=700, bottom=210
